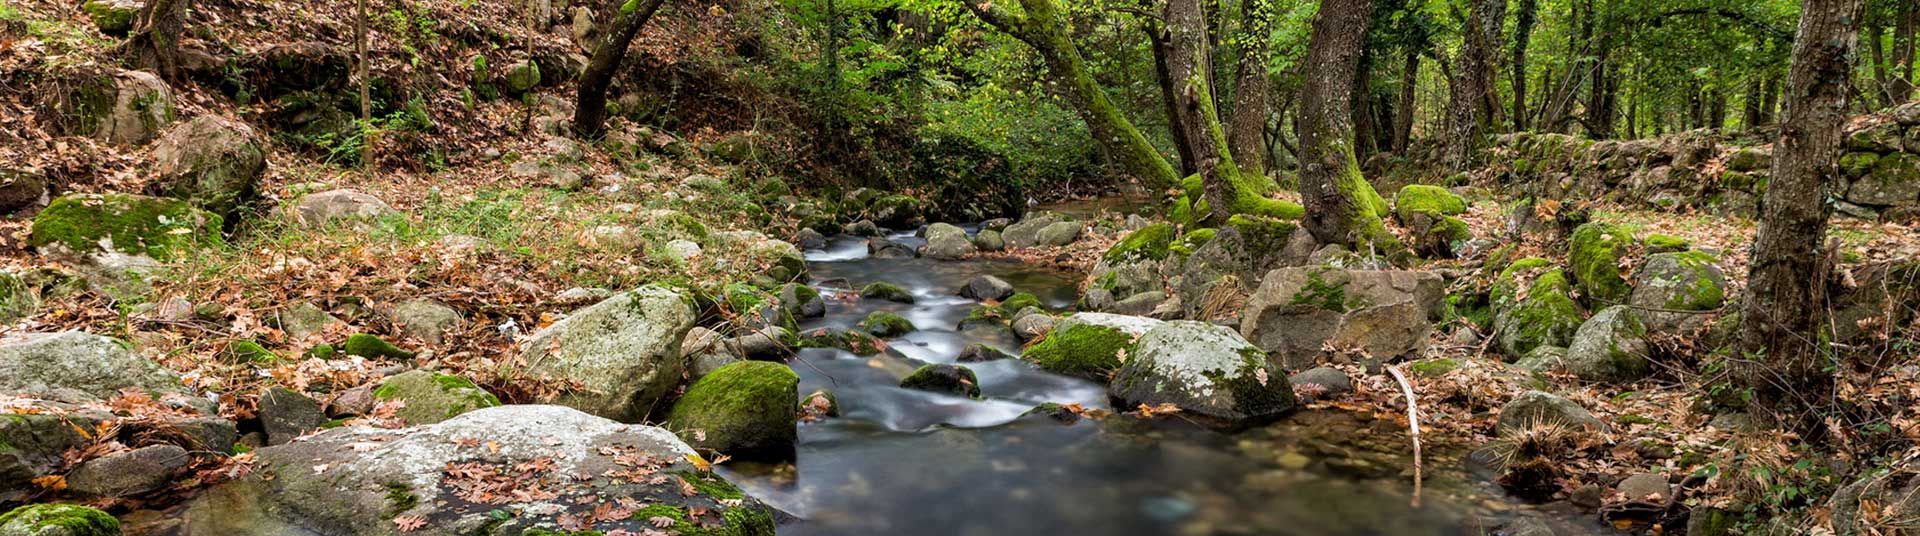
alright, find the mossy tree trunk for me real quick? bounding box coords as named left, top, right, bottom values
left=1142, top=10, right=1197, bottom=177
left=1440, top=0, right=1505, bottom=172
left=123, top=0, right=192, bottom=80
left=573, top=0, right=668, bottom=139
left=1227, top=0, right=1273, bottom=179
left=1737, top=0, right=1863, bottom=432
left=964, top=0, right=1181, bottom=190
left=1164, top=0, right=1242, bottom=225
left=1298, top=0, right=1403, bottom=259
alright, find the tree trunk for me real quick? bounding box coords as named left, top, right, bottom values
left=1899, top=3, right=1917, bottom=101
left=573, top=0, right=668, bottom=139
left=1164, top=0, right=1239, bottom=224
left=1227, top=0, right=1274, bottom=179
left=1738, top=0, right=1864, bottom=430
left=356, top=0, right=371, bottom=170
left=1299, top=0, right=1402, bottom=258
left=1743, top=76, right=1766, bottom=130
left=1148, top=21, right=1197, bottom=176
left=123, top=0, right=192, bottom=80
left=1510, top=0, right=1537, bottom=131
left=965, top=0, right=1182, bottom=189
left=1440, top=0, right=1505, bottom=172
left=1392, top=49, right=1419, bottom=152
left=1870, top=21, right=1891, bottom=107
left=1352, top=54, right=1379, bottom=159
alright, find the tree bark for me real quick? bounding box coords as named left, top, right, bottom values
left=1392, top=49, right=1419, bottom=152
left=1227, top=0, right=1274, bottom=179
left=1164, top=0, right=1239, bottom=224
left=573, top=0, right=668, bottom=139
left=1899, top=2, right=1917, bottom=101
left=1440, top=0, right=1505, bottom=172
left=1147, top=19, right=1197, bottom=176
left=123, top=0, right=192, bottom=80
left=1510, top=0, right=1537, bottom=131
left=1299, top=0, right=1402, bottom=258
left=964, top=0, right=1182, bottom=189
left=1738, top=0, right=1864, bottom=429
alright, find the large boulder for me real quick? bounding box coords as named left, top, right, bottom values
left=148, top=115, right=267, bottom=217
left=1393, top=185, right=1472, bottom=258
left=664, top=361, right=799, bottom=460
left=1001, top=212, right=1067, bottom=248
left=1021, top=313, right=1162, bottom=379
left=1492, top=258, right=1585, bottom=359
left=922, top=222, right=976, bottom=260
left=958, top=274, right=1014, bottom=301
left=1567, top=222, right=1635, bottom=306
left=82, top=0, right=141, bottom=34
left=1629, top=251, right=1728, bottom=336
left=177, top=405, right=775, bottom=535
left=1562, top=305, right=1651, bottom=382
left=30, top=193, right=222, bottom=263
left=0, top=332, right=184, bottom=403
left=1240, top=267, right=1444, bottom=369
left=1034, top=221, right=1084, bottom=246
left=64, top=444, right=189, bottom=498
left=518, top=287, right=696, bottom=422
left=0, top=503, right=120, bottom=536
left=1174, top=216, right=1316, bottom=318
left=289, top=189, right=396, bottom=227
left=1109, top=321, right=1297, bottom=427
left=371, top=370, right=500, bottom=426
left=58, top=69, right=174, bottom=147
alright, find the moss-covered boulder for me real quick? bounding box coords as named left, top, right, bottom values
left=868, top=195, right=923, bottom=229
left=1022, top=313, right=1162, bottom=379
left=0, top=503, right=120, bottom=536
left=0, top=271, right=39, bottom=324
left=778, top=283, right=826, bottom=319
left=922, top=222, right=976, bottom=260
left=799, top=328, right=888, bottom=356
left=58, top=69, right=174, bottom=147
left=178, top=406, right=775, bottom=535
left=518, top=286, right=696, bottom=422
left=30, top=193, right=223, bottom=262
left=81, top=0, right=141, bottom=34
left=859, top=282, right=915, bottom=304
left=1643, top=233, right=1690, bottom=253
left=341, top=333, right=412, bottom=359
left=148, top=115, right=267, bottom=218
left=665, top=361, right=799, bottom=460
left=713, top=231, right=808, bottom=283
left=899, top=364, right=981, bottom=399
left=859, top=311, right=916, bottom=338
left=1001, top=212, right=1067, bottom=248
left=1847, top=152, right=1920, bottom=207
left=1393, top=184, right=1468, bottom=220
left=1491, top=258, right=1585, bottom=359
left=372, top=370, right=500, bottom=426
left=1034, top=221, right=1084, bottom=247
left=1567, top=222, right=1635, bottom=306
left=1562, top=305, right=1651, bottom=382
left=1629, top=251, right=1728, bottom=336
left=501, top=60, right=541, bottom=94
left=1109, top=321, right=1296, bottom=427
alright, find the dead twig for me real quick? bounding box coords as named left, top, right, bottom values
left=1385, top=364, right=1423, bottom=507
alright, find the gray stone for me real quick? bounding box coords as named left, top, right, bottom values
left=290, top=189, right=396, bottom=227
left=664, top=239, right=702, bottom=262
left=1109, top=321, right=1296, bottom=426
left=778, top=283, right=826, bottom=318
left=1034, top=221, right=1084, bottom=246
left=868, top=238, right=916, bottom=259
left=958, top=274, right=1014, bottom=301
left=1849, top=152, right=1920, bottom=206
left=1629, top=252, right=1728, bottom=336
left=1496, top=390, right=1602, bottom=435
left=177, top=405, right=775, bottom=536
left=390, top=299, right=461, bottom=345
left=274, top=302, right=338, bottom=342
left=1513, top=345, right=1568, bottom=372
left=65, top=444, right=189, bottom=498
left=519, top=286, right=695, bottom=422
left=0, top=169, right=47, bottom=214
left=794, top=228, right=828, bottom=250
left=71, top=70, right=174, bottom=147
left=922, top=223, right=976, bottom=260
left=956, top=343, right=1013, bottom=362
left=1011, top=313, right=1056, bottom=342
left=1564, top=306, right=1650, bottom=382
left=259, top=386, right=325, bottom=446
left=0, top=331, right=183, bottom=403
left=1288, top=367, right=1353, bottom=396
left=370, top=370, right=499, bottom=426
left=847, top=220, right=882, bottom=237
left=1240, top=267, right=1444, bottom=369
left=1001, top=212, right=1066, bottom=248
left=724, top=326, right=796, bottom=360
left=1110, top=291, right=1167, bottom=317
left=149, top=114, right=266, bottom=217
left=1830, top=470, right=1920, bottom=536
left=899, top=364, right=981, bottom=399
left=1616, top=473, right=1671, bottom=502
left=973, top=229, right=1005, bottom=251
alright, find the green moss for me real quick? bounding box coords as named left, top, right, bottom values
left=1408, top=358, right=1460, bottom=377
left=1645, top=233, right=1690, bottom=253
left=384, top=483, right=418, bottom=518
left=628, top=496, right=774, bottom=536
left=859, top=311, right=916, bottom=337
left=0, top=503, right=120, bottom=536
left=1664, top=251, right=1727, bottom=310
left=1023, top=322, right=1134, bottom=378
left=1103, top=223, right=1175, bottom=264
left=1499, top=268, right=1585, bottom=356
left=800, top=329, right=887, bottom=355
left=1840, top=152, right=1880, bottom=178
left=342, top=333, right=413, bottom=359
left=1170, top=228, right=1217, bottom=257
left=1290, top=268, right=1358, bottom=312
left=859, top=282, right=915, bottom=304
left=221, top=339, right=279, bottom=364
left=664, top=361, right=798, bottom=457
left=372, top=371, right=501, bottom=424
left=29, top=193, right=224, bottom=261
left=1226, top=214, right=1299, bottom=259
left=307, top=343, right=337, bottom=359
left=998, top=292, right=1042, bottom=315
left=81, top=0, right=136, bottom=33
left=1567, top=222, right=1634, bottom=305
left=1394, top=184, right=1468, bottom=218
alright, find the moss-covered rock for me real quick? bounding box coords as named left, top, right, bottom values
left=1492, top=258, right=1585, bottom=359
left=998, top=292, right=1043, bottom=316
left=372, top=370, right=500, bottom=426
left=1393, top=184, right=1468, bottom=220
left=1109, top=321, right=1295, bottom=427
left=502, top=60, right=541, bottom=94
left=859, top=311, right=916, bottom=338
left=1643, top=233, right=1690, bottom=253
left=148, top=115, right=267, bottom=218
left=868, top=195, right=923, bottom=228
left=1022, top=313, right=1161, bottom=379
left=219, top=339, right=278, bottom=364
left=1169, top=228, right=1217, bottom=257
left=1563, top=306, right=1651, bottom=382
left=859, top=282, right=915, bottom=304
left=898, top=364, right=981, bottom=399
left=0, top=503, right=120, bottom=536
left=341, top=333, right=413, bottom=359
left=29, top=193, right=223, bottom=262
left=1567, top=222, right=1635, bottom=306
left=667, top=361, right=799, bottom=459
left=1848, top=152, right=1920, bottom=206
left=799, top=328, right=888, bottom=356
left=81, top=0, right=140, bottom=34
left=0, top=271, right=39, bottom=324
left=1103, top=224, right=1175, bottom=264
left=59, top=70, right=174, bottom=147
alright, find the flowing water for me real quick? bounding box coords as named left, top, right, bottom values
left=723, top=228, right=1597, bottom=536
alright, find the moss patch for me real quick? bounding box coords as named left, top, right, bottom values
left=1103, top=223, right=1175, bottom=264
left=220, top=339, right=279, bottom=364
left=859, top=311, right=916, bottom=337
left=859, top=282, right=915, bottom=304
left=29, top=193, right=223, bottom=261
left=1568, top=222, right=1635, bottom=306
left=342, top=333, right=413, bottom=359
left=371, top=370, right=500, bottom=425
left=664, top=361, right=799, bottom=459
left=1394, top=184, right=1468, bottom=219
left=1023, top=322, right=1135, bottom=379
left=0, top=503, right=120, bottom=536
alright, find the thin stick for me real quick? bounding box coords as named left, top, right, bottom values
left=1386, top=364, right=1423, bottom=507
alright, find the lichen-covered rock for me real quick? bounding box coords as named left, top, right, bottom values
left=519, top=286, right=695, bottom=422
left=1240, top=267, right=1444, bottom=369
left=2, top=412, right=106, bottom=503
left=1629, top=251, right=1727, bottom=336
left=1491, top=258, right=1585, bottom=359
left=389, top=299, right=461, bottom=345
left=30, top=193, right=222, bottom=263
left=1010, top=312, right=1056, bottom=342
left=665, top=361, right=798, bottom=460
left=64, top=444, right=188, bottom=498
left=1724, top=147, right=1770, bottom=172
left=1496, top=390, right=1602, bottom=435
left=1567, top=222, right=1635, bottom=306
left=1109, top=321, right=1296, bottom=427
left=859, top=311, right=915, bottom=338
left=800, top=327, right=889, bottom=356
left=922, top=222, right=976, bottom=260
left=859, top=281, right=915, bottom=303
left=81, top=0, right=141, bottom=34
left=1563, top=305, right=1650, bottom=382
left=177, top=405, right=775, bottom=536
left=1848, top=152, right=1920, bottom=207
left=372, top=370, right=500, bottom=426
left=714, top=231, right=808, bottom=282
left=148, top=115, right=267, bottom=217
left=0, top=271, right=39, bottom=325
left=1022, top=313, right=1161, bottom=379
left=0, top=503, right=119, bottom=536
left=289, top=189, right=396, bottom=227
left=0, top=332, right=183, bottom=403
left=59, top=70, right=174, bottom=147
left=899, top=364, right=981, bottom=399
left=273, top=302, right=338, bottom=342
left=958, top=274, right=1014, bottom=301
left=722, top=326, right=796, bottom=360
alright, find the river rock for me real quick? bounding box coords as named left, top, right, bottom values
left=859, top=311, right=915, bottom=338
left=1011, top=312, right=1056, bottom=342
left=665, top=361, right=799, bottom=460
left=1023, top=313, right=1161, bottom=378
left=148, top=114, right=266, bottom=217
left=1109, top=321, right=1297, bottom=427
left=958, top=274, right=1014, bottom=301
left=1034, top=221, right=1084, bottom=246
left=176, top=405, right=776, bottom=535
left=519, top=286, right=695, bottom=422
left=923, top=223, right=976, bottom=260
left=1288, top=367, right=1353, bottom=396
left=0, top=331, right=185, bottom=403
left=1110, top=291, right=1167, bottom=317
left=1563, top=305, right=1650, bottom=382
left=794, top=228, right=828, bottom=250
left=859, top=282, right=915, bottom=303
left=724, top=326, right=797, bottom=359
left=974, top=229, right=1005, bottom=251
left=714, top=231, right=808, bottom=282
left=956, top=343, right=1013, bottom=362
left=1240, top=267, right=1444, bottom=369
left=1002, top=212, right=1066, bottom=248
left=847, top=219, right=882, bottom=237
left=0, top=504, right=120, bottom=536
left=682, top=327, right=741, bottom=380
left=64, top=444, right=188, bottom=498
left=1616, top=473, right=1672, bottom=502
left=779, top=283, right=826, bottom=318
left=899, top=364, right=981, bottom=399
left=259, top=386, right=325, bottom=445
left=371, top=370, right=500, bottom=426
left=390, top=299, right=461, bottom=345
left=868, top=238, right=916, bottom=259
left=290, top=189, right=396, bottom=227
left=1496, top=390, right=1602, bottom=435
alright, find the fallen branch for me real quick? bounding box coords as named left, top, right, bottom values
left=1385, top=364, right=1423, bottom=507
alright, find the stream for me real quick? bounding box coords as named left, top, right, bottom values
left=722, top=223, right=1599, bottom=536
